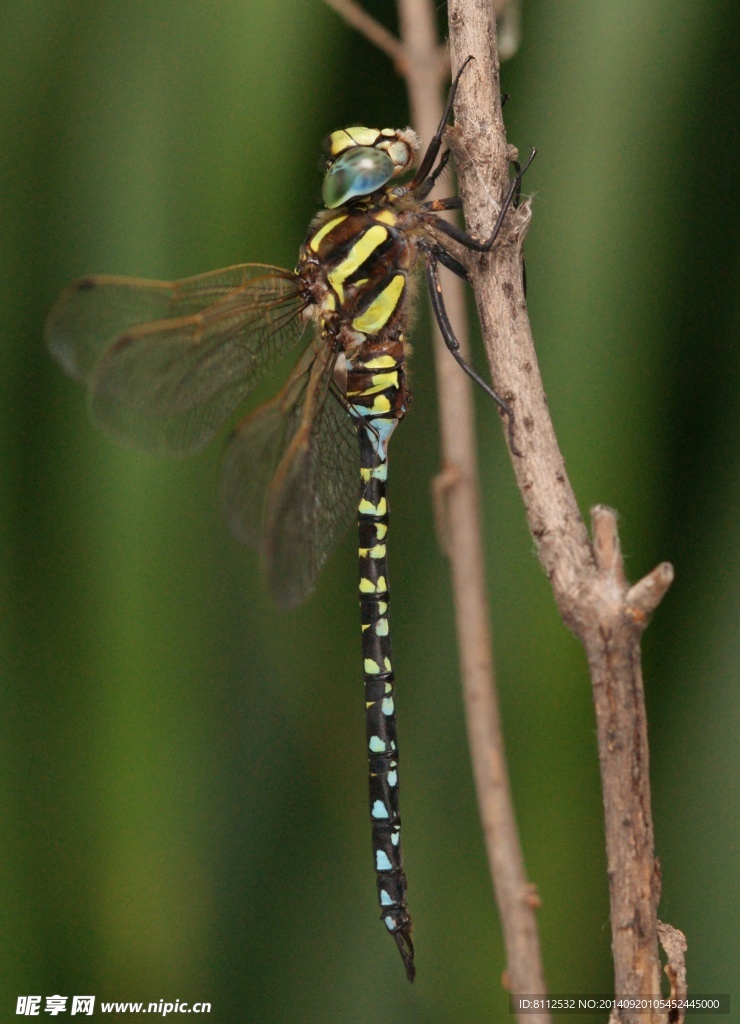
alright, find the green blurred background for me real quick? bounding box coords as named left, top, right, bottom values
left=2, top=1, right=737, bottom=1021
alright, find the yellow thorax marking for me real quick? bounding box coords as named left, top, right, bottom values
left=352, top=274, right=405, bottom=334
left=327, top=224, right=388, bottom=303
left=347, top=371, right=399, bottom=399
left=368, top=370, right=399, bottom=392
left=309, top=214, right=347, bottom=253
left=375, top=209, right=397, bottom=226
left=364, top=354, right=397, bottom=369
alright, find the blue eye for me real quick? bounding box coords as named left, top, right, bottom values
left=322, top=147, right=395, bottom=209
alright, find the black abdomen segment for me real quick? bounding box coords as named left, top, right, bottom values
left=349, top=352, right=414, bottom=981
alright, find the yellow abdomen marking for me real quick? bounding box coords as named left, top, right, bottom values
left=359, top=496, right=387, bottom=516
left=368, top=394, right=391, bottom=414
left=352, top=274, right=405, bottom=334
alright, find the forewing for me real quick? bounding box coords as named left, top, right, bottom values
left=220, top=343, right=359, bottom=608
left=45, top=265, right=307, bottom=454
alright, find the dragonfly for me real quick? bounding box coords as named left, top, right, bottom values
left=45, top=58, right=534, bottom=982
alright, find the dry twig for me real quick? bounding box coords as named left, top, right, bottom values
left=446, top=1, right=678, bottom=1021
left=321, top=0, right=408, bottom=71
left=397, top=0, right=551, bottom=1018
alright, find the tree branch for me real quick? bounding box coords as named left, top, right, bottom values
left=396, top=1, right=551, bottom=1018
left=321, top=0, right=408, bottom=71
left=446, top=2, right=678, bottom=1021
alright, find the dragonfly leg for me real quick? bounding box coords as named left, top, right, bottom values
left=424, top=247, right=521, bottom=455
left=427, top=147, right=536, bottom=255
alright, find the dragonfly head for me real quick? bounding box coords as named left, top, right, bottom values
left=322, top=127, right=419, bottom=209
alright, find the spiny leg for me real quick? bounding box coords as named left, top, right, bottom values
left=425, top=146, right=536, bottom=254
left=412, top=147, right=453, bottom=203
left=419, top=144, right=536, bottom=446
left=423, top=247, right=521, bottom=456
left=419, top=144, right=534, bottom=303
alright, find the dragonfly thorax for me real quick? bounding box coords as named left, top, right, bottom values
left=298, top=202, right=418, bottom=362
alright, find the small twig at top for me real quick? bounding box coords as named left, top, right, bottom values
left=322, top=0, right=408, bottom=72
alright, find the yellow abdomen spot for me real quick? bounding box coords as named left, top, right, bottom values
left=369, top=394, right=392, bottom=414
left=359, top=496, right=387, bottom=517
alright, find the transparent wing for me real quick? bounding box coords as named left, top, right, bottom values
left=45, top=264, right=308, bottom=454
left=220, top=342, right=359, bottom=608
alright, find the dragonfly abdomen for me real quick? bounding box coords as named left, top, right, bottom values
left=347, top=344, right=414, bottom=981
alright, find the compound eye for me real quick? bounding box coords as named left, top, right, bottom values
left=322, top=147, right=395, bottom=209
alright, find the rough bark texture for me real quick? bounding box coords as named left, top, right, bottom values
left=397, top=0, right=551, bottom=1018
left=447, top=2, right=675, bottom=1020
